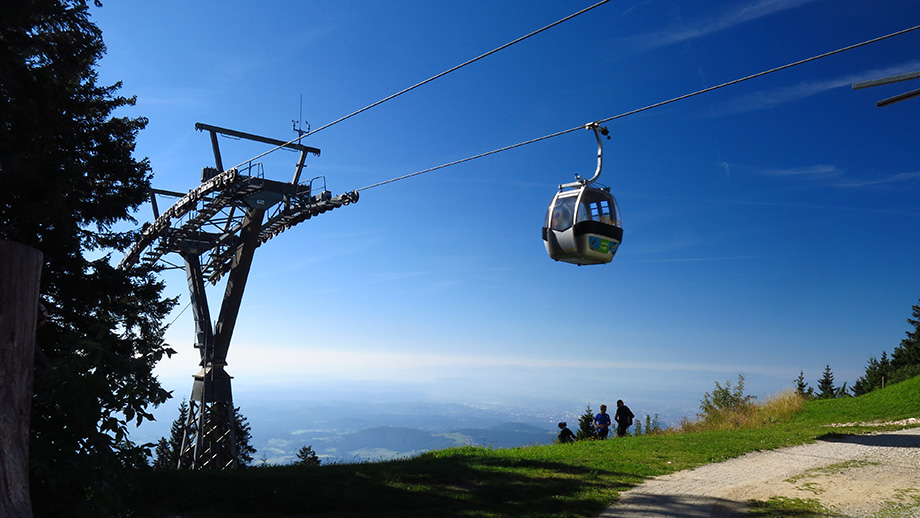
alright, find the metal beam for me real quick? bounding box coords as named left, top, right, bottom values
left=207, top=130, right=224, bottom=172
left=195, top=122, right=321, bottom=157
left=852, top=70, right=920, bottom=89
left=212, top=208, right=265, bottom=365
left=292, top=149, right=309, bottom=185
left=877, top=86, right=920, bottom=107
left=182, top=253, right=214, bottom=362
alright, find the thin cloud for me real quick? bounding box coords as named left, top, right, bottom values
left=835, top=171, right=920, bottom=188
left=716, top=60, right=920, bottom=114
left=760, top=164, right=844, bottom=180
left=629, top=0, right=819, bottom=50
left=755, top=163, right=920, bottom=189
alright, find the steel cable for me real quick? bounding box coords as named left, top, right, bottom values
left=355, top=23, right=920, bottom=192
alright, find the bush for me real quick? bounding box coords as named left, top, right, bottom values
left=676, top=386, right=805, bottom=433
left=699, top=374, right=756, bottom=428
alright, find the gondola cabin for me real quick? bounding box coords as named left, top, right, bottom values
left=543, top=184, right=622, bottom=265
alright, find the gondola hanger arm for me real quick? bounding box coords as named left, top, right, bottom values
left=562, top=122, right=610, bottom=189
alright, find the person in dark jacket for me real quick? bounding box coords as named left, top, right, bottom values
left=614, top=399, right=635, bottom=437
left=557, top=422, right=576, bottom=443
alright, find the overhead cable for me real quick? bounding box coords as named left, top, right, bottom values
left=355, top=23, right=920, bottom=192
left=233, top=0, right=613, bottom=170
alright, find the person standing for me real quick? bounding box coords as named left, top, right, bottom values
left=594, top=404, right=612, bottom=439
left=614, top=399, right=635, bottom=437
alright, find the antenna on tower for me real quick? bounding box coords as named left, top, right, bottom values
left=293, top=94, right=310, bottom=135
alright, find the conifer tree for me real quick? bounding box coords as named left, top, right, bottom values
left=153, top=400, right=189, bottom=469
left=1, top=1, right=175, bottom=515
left=794, top=371, right=814, bottom=399
left=817, top=365, right=837, bottom=399
left=890, top=300, right=920, bottom=382
left=154, top=402, right=256, bottom=468
left=852, top=352, right=892, bottom=396
left=295, top=446, right=321, bottom=466
left=234, top=406, right=257, bottom=466
left=576, top=405, right=596, bottom=440
left=152, top=438, right=172, bottom=471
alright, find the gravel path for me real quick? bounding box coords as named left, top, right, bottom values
left=602, top=426, right=920, bottom=517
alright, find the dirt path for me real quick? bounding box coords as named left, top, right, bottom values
left=602, top=425, right=920, bottom=517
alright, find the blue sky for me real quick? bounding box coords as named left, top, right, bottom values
left=91, top=0, right=920, bottom=429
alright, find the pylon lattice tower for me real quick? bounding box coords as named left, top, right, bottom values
left=119, top=123, right=358, bottom=469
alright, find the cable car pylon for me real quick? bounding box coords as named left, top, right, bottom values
left=119, top=123, right=358, bottom=469
left=542, top=122, right=623, bottom=265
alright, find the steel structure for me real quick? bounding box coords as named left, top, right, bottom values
left=119, top=123, right=358, bottom=469
left=852, top=69, right=920, bottom=107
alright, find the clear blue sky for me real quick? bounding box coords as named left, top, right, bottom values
left=91, top=0, right=920, bottom=426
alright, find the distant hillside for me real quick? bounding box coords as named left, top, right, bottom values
left=265, top=421, right=556, bottom=464
left=449, top=423, right=556, bottom=449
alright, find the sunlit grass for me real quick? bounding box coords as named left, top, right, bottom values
left=129, top=376, right=920, bottom=518
left=673, top=388, right=807, bottom=433
left=747, top=496, right=842, bottom=517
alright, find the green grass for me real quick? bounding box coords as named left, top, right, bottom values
left=128, top=377, right=920, bottom=518
left=747, top=496, right=842, bottom=517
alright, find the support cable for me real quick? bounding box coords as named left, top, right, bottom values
left=355, top=23, right=920, bottom=192
left=164, top=300, right=192, bottom=331
left=231, top=0, right=612, bottom=170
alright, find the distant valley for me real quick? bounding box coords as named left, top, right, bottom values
left=249, top=400, right=559, bottom=464
left=134, top=390, right=690, bottom=466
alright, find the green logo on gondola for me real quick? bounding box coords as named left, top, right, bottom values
left=588, top=236, right=618, bottom=254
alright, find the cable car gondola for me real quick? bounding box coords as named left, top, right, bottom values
left=543, top=123, right=623, bottom=265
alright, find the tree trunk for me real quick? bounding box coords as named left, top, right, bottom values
left=0, top=240, right=43, bottom=518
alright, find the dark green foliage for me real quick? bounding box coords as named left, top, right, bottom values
left=153, top=400, right=188, bottom=470
left=295, top=445, right=321, bottom=466
left=645, top=414, right=661, bottom=435
left=234, top=406, right=257, bottom=466
left=0, top=1, right=175, bottom=515
left=891, top=300, right=920, bottom=380
left=699, top=374, right=755, bottom=419
left=852, top=299, right=920, bottom=396
left=816, top=365, right=836, bottom=399
left=155, top=402, right=257, bottom=468
left=152, top=438, right=173, bottom=471
left=575, top=405, right=595, bottom=440
left=891, top=363, right=920, bottom=385
left=794, top=371, right=815, bottom=399
left=633, top=415, right=662, bottom=436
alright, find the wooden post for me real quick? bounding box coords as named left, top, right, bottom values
left=0, top=240, right=43, bottom=518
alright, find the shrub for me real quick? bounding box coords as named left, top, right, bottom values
left=698, top=374, right=756, bottom=428
left=675, top=386, right=806, bottom=433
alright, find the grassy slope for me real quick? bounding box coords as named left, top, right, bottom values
left=130, top=377, right=920, bottom=518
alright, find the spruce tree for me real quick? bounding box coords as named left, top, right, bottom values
left=169, top=399, right=189, bottom=465
left=794, top=371, right=814, bottom=399
left=1, top=2, right=175, bottom=514
left=153, top=400, right=189, bottom=469
left=891, top=300, right=920, bottom=382
left=817, top=365, right=837, bottom=399
left=852, top=352, right=892, bottom=396
left=155, top=402, right=256, bottom=468
left=576, top=405, right=596, bottom=440
left=152, top=438, right=172, bottom=471
left=234, top=406, right=258, bottom=467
